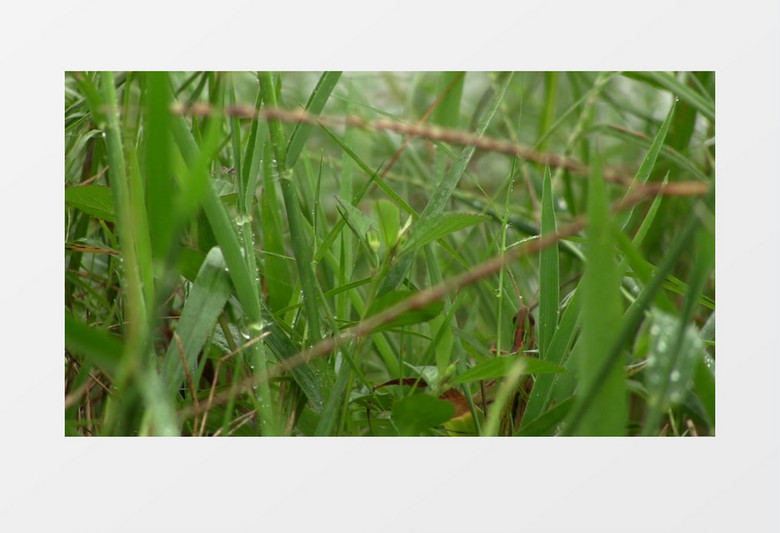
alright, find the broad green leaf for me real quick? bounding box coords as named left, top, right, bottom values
left=432, top=72, right=464, bottom=128
left=161, top=247, right=232, bottom=395
left=314, top=357, right=351, bottom=436
left=449, top=355, right=565, bottom=386
left=400, top=212, right=490, bottom=255
left=177, top=247, right=206, bottom=282
left=65, top=185, right=115, bottom=222
left=261, top=182, right=293, bottom=311
left=445, top=407, right=484, bottom=436
left=143, top=72, right=176, bottom=262
left=515, top=396, right=574, bottom=436
left=392, top=394, right=455, bottom=435
left=65, top=310, right=122, bottom=376
left=402, top=362, right=440, bottom=390
left=364, top=290, right=443, bottom=332
left=642, top=218, right=714, bottom=434
left=375, top=198, right=401, bottom=249
left=572, top=152, right=627, bottom=436
left=336, top=196, right=377, bottom=239
left=565, top=184, right=715, bottom=435
left=644, top=310, right=705, bottom=412
left=693, top=352, right=715, bottom=429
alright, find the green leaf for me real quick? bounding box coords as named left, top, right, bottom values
left=572, top=152, right=627, bottom=436
left=392, top=394, right=455, bottom=435
left=693, top=352, right=715, bottom=429
left=261, top=182, right=294, bottom=311
left=143, top=71, right=176, bottom=262
left=522, top=286, right=583, bottom=425
left=642, top=218, right=714, bottom=434
left=400, top=212, right=490, bottom=255
left=285, top=71, right=342, bottom=169
left=564, top=180, right=715, bottom=436
left=515, top=396, right=574, bottom=436
left=375, top=199, right=401, bottom=249
left=364, top=290, right=443, bottom=332
left=65, top=185, right=115, bottom=222
left=65, top=310, right=122, bottom=376
left=624, top=72, right=714, bottom=122
left=378, top=72, right=513, bottom=295
left=617, top=98, right=677, bottom=230
left=449, top=355, right=565, bottom=386
left=161, top=247, right=233, bottom=395
left=538, top=166, right=559, bottom=358
left=432, top=72, right=464, bottom=128
left=643, top=310, right=705, bottom=413
left=177, top=247, right=206, bottom=282
left=336, top=196, right=377, bottom=239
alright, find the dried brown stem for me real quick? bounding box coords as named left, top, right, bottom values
left=167, top=102, right=637, bottom=183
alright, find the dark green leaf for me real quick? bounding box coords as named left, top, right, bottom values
left=65, top=310, right=122, bottom=376
left=65, top=185, right=115, bottom=222
left=392, top=394, right=455, bottom=435
left=400, top=212, right=489, bottom=255
left=364, top=290, right=443, bottom=332
left=449, top=356, right=565, bottom=386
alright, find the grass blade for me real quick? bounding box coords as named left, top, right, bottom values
left=399, top=212, right=490, bottom=256
left=65, top=311, right=122, bottom=376
left=449, top=356, right=565, bottom=387
left=379, top=72, right=514, bottom=295
left=65, top=185, right=115, bottom=222
left=160, top=247, right=232, bottom=396
left=564, top=184, right=714, bottom=435
left=538, top=166, right=559, bottom=357
left=285, top=71, right=342, bottom=169
left=570, top=152, right=627, bottom=435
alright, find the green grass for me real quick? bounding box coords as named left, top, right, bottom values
left=64, top=71, right=715, bottom=436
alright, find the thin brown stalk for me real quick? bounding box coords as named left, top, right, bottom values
left=379, top=72, right=464, bottom=179
left=197, top=333, right=268, bottom=436
left=64, top=380, right=91, bottom=410
left=167, top=102, right=634, bottom=183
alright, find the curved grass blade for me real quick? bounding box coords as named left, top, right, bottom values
left=538, top=166, right=559, bottom=358
left=564, top=184, right=714, bottom=435
left=161, top=247, right=232, bottom=396
left=624, top=72, right=714, bottom=123
left=642, top=216, right=714, bottom=435
left=285, top=71, right=342, bottom=169
left=364, top=290, right=444, bottom=332
left=642, top=309, right=706, bottom=433
left=399, top=212, right=490, bottom=256
left=571, top=152, right=627, bottom=436
left=378, top=72, right=514, bottom=296
left=448, top=355, right=565, bottom=387
left=65, top=310, right=122, bottom=376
